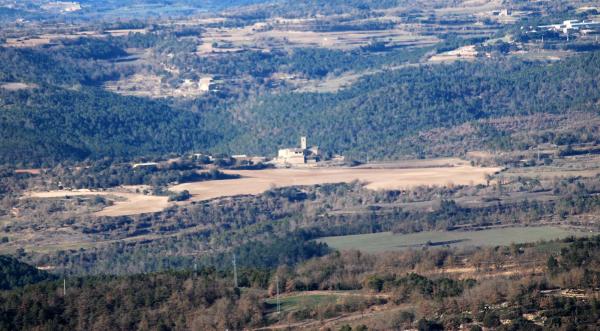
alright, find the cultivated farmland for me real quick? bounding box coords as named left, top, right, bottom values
left=24, top=159, right=500, bottom=217
left=171, top=161, right=501, bottom=202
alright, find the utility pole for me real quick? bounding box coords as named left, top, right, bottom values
left=276, top=275, right=281, bottom=315
left=232, top=253, right=238, bottom=288
left=63, top=278, right=66, bottom=297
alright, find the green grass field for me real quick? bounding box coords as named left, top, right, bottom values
left=318, top=227, right=595, bottom=253
left=265, top=294, right=340, bottom=313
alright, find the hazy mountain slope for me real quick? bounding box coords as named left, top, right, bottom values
left=0, top=0, right=274, bottom=22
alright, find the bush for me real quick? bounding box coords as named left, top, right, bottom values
left=168, top=190, right=191, bottom=202
left=417, top=318, right=444, bottom=331
left=390, top=311, right=415, bottom=329
left=364, top=275, right=385, bottom=292
left=482, top=311, right=501, bottom=328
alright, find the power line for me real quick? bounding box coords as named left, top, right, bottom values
left=232, top=253, right=238, bottom=288
left=276, top=275, right=280, bottom=315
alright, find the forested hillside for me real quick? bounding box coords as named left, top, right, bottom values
left=0, top=267, right=266, bottom=330
left=0, top=0, right=273, bottom=22
left=227, top=0, right=424, bottom=18
left=2, top=43, right=600, bottom=165
left=228, top=52, right=600, bottom=159
left=0, top=47, right=236, bottom=166
left=2, top=237, right=600, bottom=330
left=0, top=255, right=54, bottom=290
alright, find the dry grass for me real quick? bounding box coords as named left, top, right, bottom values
left=4, top=36, right=55, bottom=48
left=434, top=0, right=502, bottom=15
left=104, top=73, right=213, bottom=99
left=23, top=159, right=498, bottom=216
left=505, top=169, right=600, bottom=179
left=105, top=29, right=147, bottom=37
left=318, top=227, right=593, bottom=253
left=14, top=168, right=42, bottom=175
left=0, top=82, right=38, bottom=91
left=171, top=160, right=501, bottom=202
left=3, top=30, right=146, bottom=48
left=294, top=71, right=367, bottom=93
left=429, top=45, right=478, bottom=63
left=510, top=48, right=573, bottom=61
left=25, top=189, right=170, bottom=217
left=431, top=265, right=545, bottom=280
left=198, top=19, right=438, bottom=53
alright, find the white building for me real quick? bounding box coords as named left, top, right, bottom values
left=275, top=136, right=321, bottom=166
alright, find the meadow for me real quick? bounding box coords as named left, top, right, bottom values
left=318, top=227, right=595, bottom=253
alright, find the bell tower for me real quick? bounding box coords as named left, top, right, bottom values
left=300, top=136, right=307, bottom=150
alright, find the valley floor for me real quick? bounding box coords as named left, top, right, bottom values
left=23, top=158, right=500, bottom=217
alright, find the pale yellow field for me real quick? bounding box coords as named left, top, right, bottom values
left=25, top=190, right=170, bottom=217
left=198, top=21, right=438, bottom=53
left=3, top=30, right=145, bottom=48
left=25, top=160, right=500, bottom=216
left=0, top=82, right=38, bottom=91
left=104, top=73, right=212, bottom=99
left=172, top=163, right=501, bottom=202
left=428, top=45, right=478, bottom=63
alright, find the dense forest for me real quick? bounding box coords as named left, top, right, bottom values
left=227, top=51, right=600, bottom=159
left=49, top=161, right=240, bottom=189
left=0, top=255, right=54, bottom=290
left=0, top=46, right=236, bottom=166
left=1, top=236, right=600, bottom=330
left=3, top=41, right=600, bottom=165
left=0, top=267, right=267, bottom=330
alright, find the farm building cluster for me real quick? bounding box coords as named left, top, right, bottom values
left=274, top=136, right=322, bottom=167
